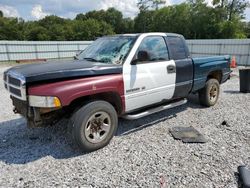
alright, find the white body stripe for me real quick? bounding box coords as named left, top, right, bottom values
left=123, top=33, right=176, bottom=112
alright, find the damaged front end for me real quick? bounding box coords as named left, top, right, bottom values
left=4, top=70, right=63, bottom=128
left=12, top=96, right=63, bottom=128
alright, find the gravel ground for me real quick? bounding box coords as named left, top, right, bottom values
left=0, top=65, right=249, bottom=187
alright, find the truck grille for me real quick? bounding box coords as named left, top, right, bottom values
left=9, top=76, right=21, bottom=86
left=4, top=71, right=26, bottom=101
left=9, top=86, right=22, bottom=96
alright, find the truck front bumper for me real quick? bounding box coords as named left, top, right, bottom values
left=11, top=96, right=63, bottom=128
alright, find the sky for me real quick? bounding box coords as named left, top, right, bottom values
left=0, top=0, right=249, bottom=21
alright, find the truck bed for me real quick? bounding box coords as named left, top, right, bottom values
left=192, top=55, right=231, bottom=92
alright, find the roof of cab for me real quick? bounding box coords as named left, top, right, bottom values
left=116, top=32, right=184, bottom=38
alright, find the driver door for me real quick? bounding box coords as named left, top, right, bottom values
left=123, top=35, right=176, bottom=112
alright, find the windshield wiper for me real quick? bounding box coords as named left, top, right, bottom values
left=83, top=57, right=99, bottom=62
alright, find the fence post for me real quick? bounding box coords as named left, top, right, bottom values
left=219, top=43, right=222, bottom=56
left=34, top=43, right=38, bottom=59
left=77, top=43, right=80, bottom=53
left=247, top=43, right=250, bottom=67
left=5, top=43, right=10, bottom=61
left=57, top=43, right=60, bottom=59
left=190, top=42, right=193, bottom=55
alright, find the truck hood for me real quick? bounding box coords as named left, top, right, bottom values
left=5, top=60, right=122, bottom=83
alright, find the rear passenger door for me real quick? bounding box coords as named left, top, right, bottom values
left=166, top=36, right=193, bottom=99
left=123, top=35, right=176, bottom=112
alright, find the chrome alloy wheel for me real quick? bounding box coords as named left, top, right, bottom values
left=209, top=85, right=218, bottom=103
left=84, top=111, right=111, bottom=144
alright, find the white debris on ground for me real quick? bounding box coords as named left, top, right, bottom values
left=0, top=65, right=249, bottom=187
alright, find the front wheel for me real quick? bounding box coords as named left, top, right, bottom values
left=69, top=101, right=118, bottom=152
left=199, top=78, right=220, bottom=107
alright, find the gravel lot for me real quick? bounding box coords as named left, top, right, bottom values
left=0, top=65, right=249, bottom=187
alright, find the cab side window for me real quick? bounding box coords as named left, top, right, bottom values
left=135, top=36, right=169, bottom=63
left=166, top=36, right=187, bottom=60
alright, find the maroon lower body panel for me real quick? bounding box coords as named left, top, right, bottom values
left=28, top=74, right=125, bottom=111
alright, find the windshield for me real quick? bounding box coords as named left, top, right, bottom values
left=77, top=36, right=136, bottom=64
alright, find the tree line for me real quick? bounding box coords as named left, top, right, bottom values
left=0, top=0, right=249, bottom=40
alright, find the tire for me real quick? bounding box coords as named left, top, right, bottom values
left=199, top=78, right=220, bottom=107
left=69, top=100, right=118, bottom=152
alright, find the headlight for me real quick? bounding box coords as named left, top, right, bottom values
left=29, top=95, right=61, bottom=108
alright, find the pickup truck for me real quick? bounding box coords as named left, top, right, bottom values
left=4, top=33, right=231, bottom=151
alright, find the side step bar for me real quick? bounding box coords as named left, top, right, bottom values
left=122, top=99, right=187, bottom=120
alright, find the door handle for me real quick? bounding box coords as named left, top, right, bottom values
left=167, top=65, right=176, bottom=73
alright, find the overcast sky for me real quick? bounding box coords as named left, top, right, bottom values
left=0, top=0, right=249, bottom=21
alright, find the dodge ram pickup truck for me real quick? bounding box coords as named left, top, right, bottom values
left=4, top=33, right=231, bottom=151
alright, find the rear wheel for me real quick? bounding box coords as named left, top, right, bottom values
left=199, top=78, right=220, bottom=107
left=69, top=101, right=118, bottom=152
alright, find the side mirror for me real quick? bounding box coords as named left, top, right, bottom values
left=74, top=51, right=81, bottom=60
left=131, top=50, right=149, bottom=65
left=138, top=50, right=149, bottom=61
left=131, top=59, right=137, bottom=65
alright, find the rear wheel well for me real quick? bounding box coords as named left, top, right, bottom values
left=207, top=70, right=222, bottom=83
left=67, top=92, right=123, bottom=116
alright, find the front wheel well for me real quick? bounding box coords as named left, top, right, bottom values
left=67, top=92, right=123, bottom=116
left=207, top=70, right=222, bottom=83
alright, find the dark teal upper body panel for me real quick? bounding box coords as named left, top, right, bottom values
left=192, top=55, right=231, bottom=92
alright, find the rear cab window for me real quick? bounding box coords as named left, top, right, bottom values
left=166, top=36, right=188, bottom=60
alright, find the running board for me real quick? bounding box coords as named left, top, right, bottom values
left=122, top=99, right=187, bottom=120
